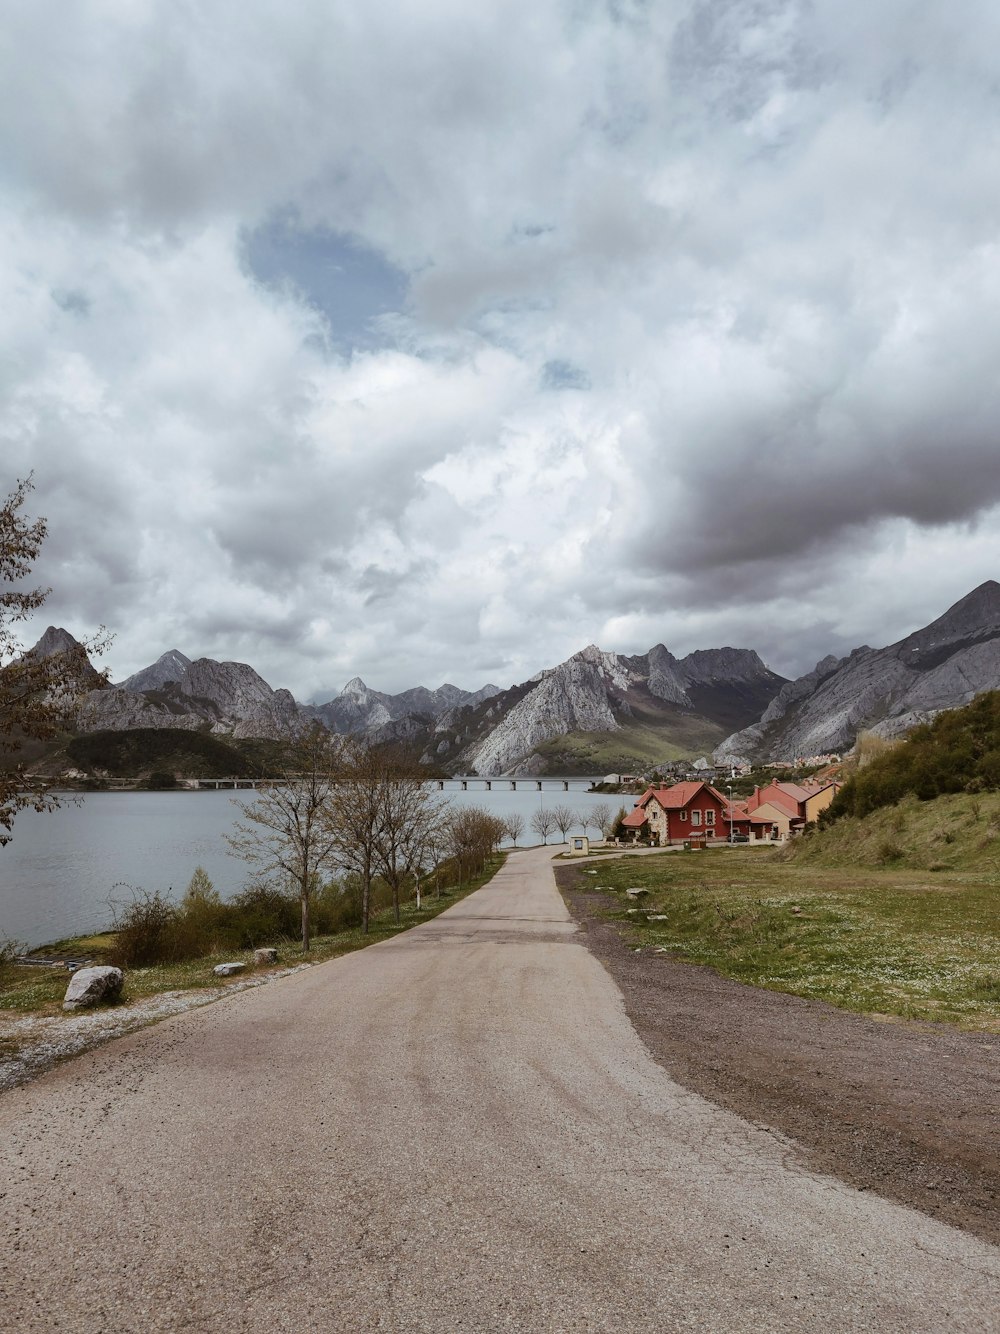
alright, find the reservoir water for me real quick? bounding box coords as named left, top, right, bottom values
left=0, top=782, right=617, bottom=948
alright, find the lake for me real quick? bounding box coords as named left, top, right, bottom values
left=0, top=783, right=622, bottom=947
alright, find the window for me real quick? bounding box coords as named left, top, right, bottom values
left=679, top=810, right=687, bottom=822
left=706, top=809, right=715, bottom=825
left=691, top=810, right=702, bottom=826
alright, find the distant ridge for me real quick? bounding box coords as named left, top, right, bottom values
left=716, top=581, right=1000, bottom=763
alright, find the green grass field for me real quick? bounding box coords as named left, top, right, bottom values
left=574, top=837, right=1000, bottom=1031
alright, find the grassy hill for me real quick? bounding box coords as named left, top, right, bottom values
left=830, top=690, right=1000, bottom=820
left=785, top=790, right=1000, bottom=873
left=534, top=708, right=725, bottom=775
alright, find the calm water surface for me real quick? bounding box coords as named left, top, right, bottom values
left=0, top=783, right=614, bottom=947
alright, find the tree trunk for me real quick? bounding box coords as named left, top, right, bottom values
left=301, top=879, right=310, bottom=952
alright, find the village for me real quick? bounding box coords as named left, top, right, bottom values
left=610, top=770, right=842, bottom=846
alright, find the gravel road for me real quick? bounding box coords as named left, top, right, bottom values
left=1, top=847, right=997, bottom=1332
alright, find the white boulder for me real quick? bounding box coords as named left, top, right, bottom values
left=63, top=966, right=124, bottom=1011
left=213, top=962, right=246, bottom=977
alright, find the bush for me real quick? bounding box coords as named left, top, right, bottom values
left=228, top=881, right=301, bottom=947
left=107, top=890, right=203, bottom=968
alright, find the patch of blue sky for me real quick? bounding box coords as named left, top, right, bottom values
left=540, top=359, right=591, bottom=391
left=242, top=210, right=409, bottom=353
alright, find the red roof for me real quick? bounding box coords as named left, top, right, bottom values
left=621, top=808, right=648, bottom=828
left=644, top=781, right=729, bottom=811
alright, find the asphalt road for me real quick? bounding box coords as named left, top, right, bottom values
left=1, top=847, right=997, bottom=1332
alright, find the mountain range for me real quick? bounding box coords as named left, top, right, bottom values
left=28, top=579, right=1000, bottom=775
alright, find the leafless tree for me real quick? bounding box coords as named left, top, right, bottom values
left=1, top=475, right=109, bottom=845
left=225, top=723, right=340, bottom=950
left=551, top=803, right=577, bottom=842
left=371, top=749, right=446, bottom=924
left=503, top=811, right=525, bottom=847
left=588, top=802, right=614, bottom=841
left=441, top=806, right=505, bottom=885
left=530, top=807, right=557, bottom=844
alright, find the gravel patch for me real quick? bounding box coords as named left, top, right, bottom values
left=557, top=867, right=1000, bottom=1248
left=0, top=964, right=311, bottom=1093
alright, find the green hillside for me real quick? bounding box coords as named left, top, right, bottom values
left=830, top=690, right=1000, bottom=820
left=65, top=729, right=285, bottom=779
left=534, top=703, right=725, bottom=775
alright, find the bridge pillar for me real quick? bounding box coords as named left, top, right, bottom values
left=461, top=780, right=467, bottom=790
left=536, top=781, right=542, bottom=791
left=437, top=780, right=444, bottom=790
left=485, top=780, right=492, bottom=791
left=563, top=781, right=569, bottom=791
left=510, top=781, right=516, bottom=791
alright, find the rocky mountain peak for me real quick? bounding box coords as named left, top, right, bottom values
left=903, top=580, right=1000, bottom=648
left=121, top=649, right=191, bottom=693
left=679, top=647, right=770, bottom=684
left=27, top=626, right=84, bottom=658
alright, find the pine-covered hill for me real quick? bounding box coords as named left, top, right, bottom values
left=829, top=691, right=1000, bottom=821
left=65, top=729, right=286, bottom=779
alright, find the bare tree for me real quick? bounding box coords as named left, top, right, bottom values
left=371, top=748, right=446, bottom=924
left=322, top=737, right=387, bottom=935
left=1, top=475, right=110, bottom=844
left=225, top=723, right=340, bottom=950
left=530, top=807, right=557, bottom=844
left=503, top=811, right=525, bottom=847
left=551, top=803, right=577, bottom=842
left=589, top=802, right=614, bottom=841
left=441, top=806, right=505, bottom=886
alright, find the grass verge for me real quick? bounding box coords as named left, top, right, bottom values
left=0, top=856, right=506, bottom=1021
left=569, top=846, right=1000, bottom=1031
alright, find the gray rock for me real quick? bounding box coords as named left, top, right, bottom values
left=253, top=949, right=278, bottom=966
left=63, top=966, right=124, bottom=1011
left=213, top=962, right=246, bottom=977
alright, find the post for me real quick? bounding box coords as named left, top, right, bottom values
left=727, top=783, right=734, bottom=845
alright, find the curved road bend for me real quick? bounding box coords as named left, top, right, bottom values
left=1, top=847, right=997, bottom=1333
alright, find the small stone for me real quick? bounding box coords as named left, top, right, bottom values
left=213, top=962, right=246, bottom=977
left=253, top=948, right=278, bottom=966
left=626, top=887, right=649, bottom=899
left=63, top=966, right=124, bottom=1011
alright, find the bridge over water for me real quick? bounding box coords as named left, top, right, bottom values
left=112, top=775, right=600, bottom=792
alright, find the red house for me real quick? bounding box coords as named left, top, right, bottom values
left=623, top=781, right=733, bottom=845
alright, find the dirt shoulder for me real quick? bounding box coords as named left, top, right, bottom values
left=556, top=867, right=1000, bottom=1248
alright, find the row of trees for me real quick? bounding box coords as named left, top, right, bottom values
left=226, top=728, right=520, bottom=950
left=225, top=729, right=624, bottom=950
left=527, top=802, right=616, bottom=844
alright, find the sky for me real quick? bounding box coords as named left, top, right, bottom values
left=4, top=1, right=1000, bottom=701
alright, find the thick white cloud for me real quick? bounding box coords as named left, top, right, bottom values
left=3, top=0, right=999, bottom=696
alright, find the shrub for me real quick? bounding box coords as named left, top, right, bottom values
left=876, top=839, right=904, bottom=864
left=228, top=881, right=300, bottom=947
left=107, top=890, right=202, bottom=968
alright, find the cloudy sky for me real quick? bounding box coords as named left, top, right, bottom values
left=4, top=1, right=1000, bottom=699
